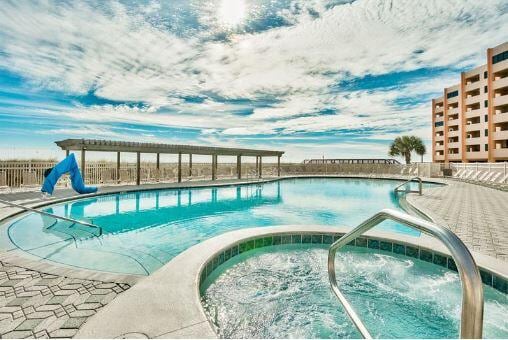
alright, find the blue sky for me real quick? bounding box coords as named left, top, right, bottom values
left=1, top=0, right=507, bottom=161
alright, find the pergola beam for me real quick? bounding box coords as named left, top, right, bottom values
left=56, top=139, right=284, bottom=157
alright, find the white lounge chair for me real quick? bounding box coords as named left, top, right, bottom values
left=460, top=170, right=474, bottom=179
left=454, top=169, right=465, bottom=178
left=477, top=171, right=490, bottom=181
left=495, top=173, right=508, bottom=184
left=487, top=172, right=501, bottom=183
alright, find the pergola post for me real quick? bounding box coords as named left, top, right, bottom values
left=80, top=149, right=86, bottom=183
left=136, top=152, right=141, bottom=186
left=178, top=152, right=182, bottom=183
left=156, top=153, right=160, bottom=182
left=116, top=152, right=121, bottom=183
left=237, top=155, right=242, bottom=179
left=255, top=156, right=259, bottom=177
left=211, top=154, right=217, bottom=180
left=258, top=156, right=262, bottom=178
left=189, top=154, right=193, bottom=177
left=277, top=155, right=281, bottom=177
left=65, top=149, right=70, bottom=157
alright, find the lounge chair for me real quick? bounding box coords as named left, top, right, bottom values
left=460, top=170, right=474, bottom=179
left=496, top=173, right=508, bottom=184
left=487, top=172, right=501, bottom=183
left=477, top=171, right=490, bottom=181
left=454, top=169, right=465, bottom=178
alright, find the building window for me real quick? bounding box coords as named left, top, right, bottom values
left=492, top=51, right=508, bottom=64
left=485, top=114, right=488, bottom=122
left=484, top=71, right=488, bottom=79
left=485, top=144, right=489, bottom=151
left=446, top=90, right=459, bottom=99
left=435, top=121, right=444, bottom=127
left=484, top=85, right=488, bottom=93
left=485, top=129, right=488, bottom=137
left=484, top=100, right=488, bottom=108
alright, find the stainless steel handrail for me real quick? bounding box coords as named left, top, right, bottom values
left=328, top=209, right=483, bottom=339
left=394, top=176, right=422, bottom=195
left=0, top=198, right=102, bottom=236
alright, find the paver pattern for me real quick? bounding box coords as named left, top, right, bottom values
left=0, top=259, right=130, bottom=338
left=409, top=179, right=508, bottom=262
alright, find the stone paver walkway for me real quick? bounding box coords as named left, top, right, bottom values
left=0, top=260, right=130, bottom=338
left=408, top=179, right=508, bottom=262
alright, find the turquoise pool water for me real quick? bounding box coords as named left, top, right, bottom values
left=202, top=245, right=508, bottom=339
left=6, top=178, right=429, bottom=275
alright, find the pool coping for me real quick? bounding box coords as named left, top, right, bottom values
left=75, top=225, right=508, bottom=339
left=0, top=175, right=445, bottom=283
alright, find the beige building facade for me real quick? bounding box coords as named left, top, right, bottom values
left=432, top=42, right=508, bottom=163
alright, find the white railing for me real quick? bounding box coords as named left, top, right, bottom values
left=0, top=160, right=442, bottom=191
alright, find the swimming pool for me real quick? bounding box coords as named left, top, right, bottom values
left=201, top=244, right=508, bottom=338
left=4, top=178, right=432, bottom=275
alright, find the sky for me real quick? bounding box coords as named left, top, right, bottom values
left=0, top=0, right=507, bottom=162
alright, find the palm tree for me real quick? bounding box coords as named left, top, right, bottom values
left=414, top=141, right=426, bottom=163
left=388, top=136, right=426, bottom=164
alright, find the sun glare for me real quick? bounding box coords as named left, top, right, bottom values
left=218, top=0, right=247, bottom=28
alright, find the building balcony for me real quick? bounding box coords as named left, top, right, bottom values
left=493, top=94, right=508, bottom=107
left=448, top=153, right=462, bottom=161
left=434, top=134, right=444, bottom=141
left=466, top=137, right=487, bottom=145
left=465, top=81, right=481, bottom=92
left=493, top=130, right=508, bottom=140
left=465, top=95, right=480, bottom=106
left=435, top=106, right=443, bottom=113
left=434, top=116, right=444, bottom=122
left=493, top=76, right=508, bottom=90
left=447, top=118, right=460, bottom=126
left=447, top=96, right=459, bottom=105
left=448, top=130, right=460, bottom=137
left=434, top=154, right=445, bottom=161
left=434, top=144, right=444, bottom=150
left=465, top=123, right=483, bottom=132
left=492, top=58, right=508, bottom=73
left=465, top=108, right=484, bottom=118
left=466, top=151, right=488, bottom=160
left=493, top=148, right=508, bottom=159
left=435, top=125, right=444, bottom=132
left=493, top=112, right=508, bottom=123
left=447, top=142, right=460, bottom=149
left=447, top=107, right=460, bottom=116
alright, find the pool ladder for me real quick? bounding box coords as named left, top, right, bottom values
left=394, top=176, right=422, bottom=195
left=0, top=198, right=102, bottom=236
left=328, top=209, right=483, bottom=339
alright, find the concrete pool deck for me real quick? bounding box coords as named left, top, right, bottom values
left=0, top=175, right=507, bottom=338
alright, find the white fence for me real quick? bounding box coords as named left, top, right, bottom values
left=0, top=160, right=443, bottom=191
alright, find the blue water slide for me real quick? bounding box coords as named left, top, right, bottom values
left=41, top=153, right=98, bottom=195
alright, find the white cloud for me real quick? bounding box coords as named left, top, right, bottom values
left=0, top=0, right=507, bottom=161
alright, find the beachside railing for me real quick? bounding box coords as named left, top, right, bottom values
left=0, top=160, right=445, bottom=190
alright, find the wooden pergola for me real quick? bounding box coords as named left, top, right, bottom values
left=55, top=139, right=284, bottom=185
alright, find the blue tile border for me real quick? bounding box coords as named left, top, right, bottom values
left=199, top=232, right=508, bottom=295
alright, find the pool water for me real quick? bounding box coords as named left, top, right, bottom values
left=6, top=178, right=430, bottom=275
left=201, top=245, right=508, bottom=339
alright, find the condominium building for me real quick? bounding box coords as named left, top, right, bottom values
left=432, top=42, right=508, bottom=163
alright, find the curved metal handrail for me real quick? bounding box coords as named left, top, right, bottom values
left=394, top=176, right=422, bottom=195
left=328, top=209, right=483, bottom=339
left=0, top=198, right=102, bottom=236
